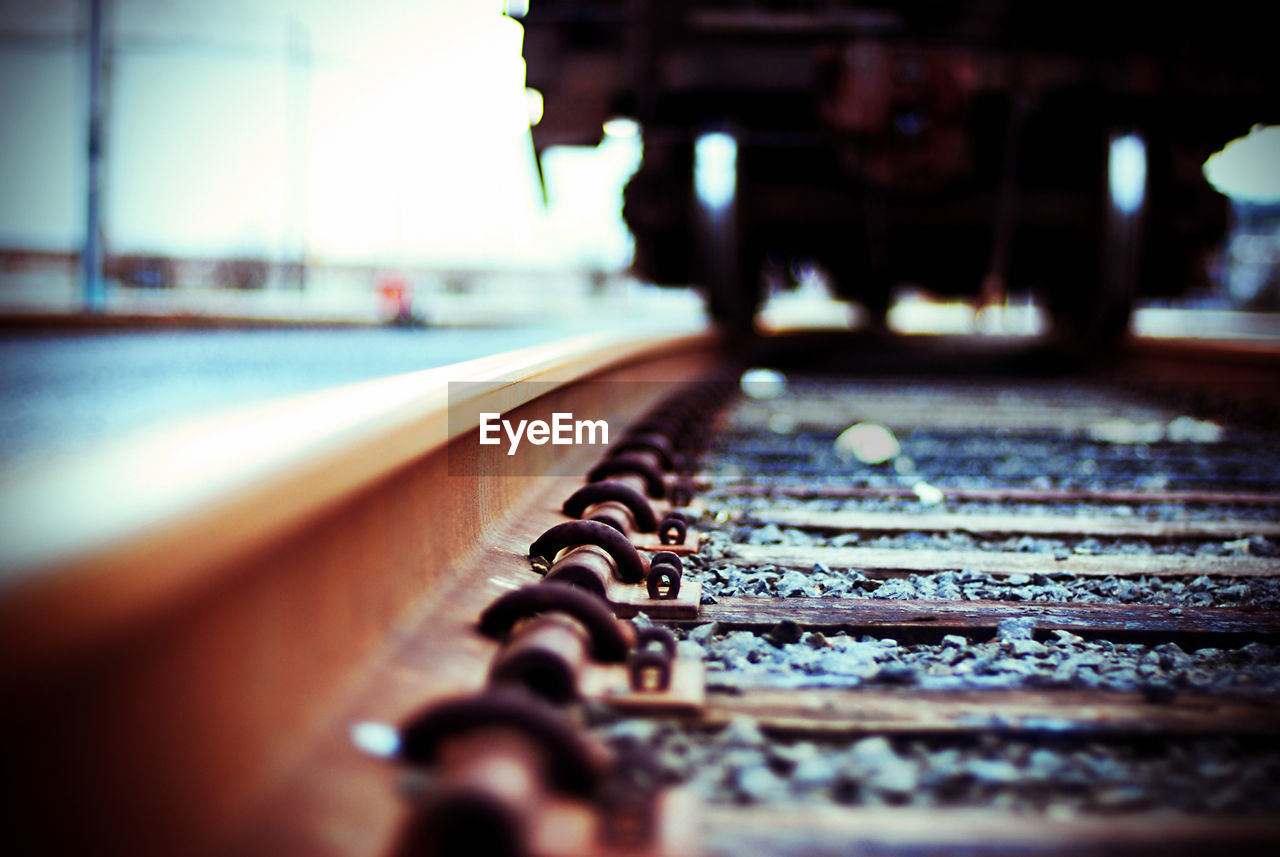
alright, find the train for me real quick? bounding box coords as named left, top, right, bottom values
left=521, top=0, right=1277, bottom=340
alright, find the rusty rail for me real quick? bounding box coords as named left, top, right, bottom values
left=4, top=330, right=1280, bottom=857
left=0, top=329, right=724, bottom=857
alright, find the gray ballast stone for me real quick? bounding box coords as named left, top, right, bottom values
left=595, top=718, right=1280, bottom=814
left=677, top=639, right=708, bottom=659
left=698, top=626, right=1280, bottom=696
left=848, top=736, right=920, bottom=795
left=705, top=520, right=1280, bottom=568
left=689, top=621, right=721, bottom=645
left=966, top=759, right=1024, bottom=784
left=997, top=616, right=1038, bottom=642
left=777, top=569, right=819, bottom=596
left=791, top=752, right=840, bottom=793
left=688, top=553, right=1280, bottom=610
left=1009, top=639, right=1048, bottom=657
left=735, top=764, right=789, bottom=803
left=721, top=716, right=768, bottom=748
left=766, top=620, right=803, bottom=647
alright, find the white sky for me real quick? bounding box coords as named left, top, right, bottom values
left=1204, top=125, right=1280, bottom=204
left=0, top=0, right=637, bottom=269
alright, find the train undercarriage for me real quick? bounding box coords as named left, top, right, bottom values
left=522, top=1, right=1276, bottom=342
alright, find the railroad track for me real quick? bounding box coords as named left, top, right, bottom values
left=669, top=370, right=1280, bottom=857
left=1, top=331, right=1277, bottom=856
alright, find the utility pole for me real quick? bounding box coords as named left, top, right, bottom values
left=83, top=0, right=106, bottom=312
left=285, top=15, right=310, bottom=291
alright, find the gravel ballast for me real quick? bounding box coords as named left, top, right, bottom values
left=592, top=715, right=1280, bottom=813
left=597, top=378, right=1280, bottom=820
left=677, top=620, right=1280, bottom=696
left=685, top=543, right=1280, bottom=610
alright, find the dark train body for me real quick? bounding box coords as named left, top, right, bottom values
left=521, top=1, right=1276, bottom=338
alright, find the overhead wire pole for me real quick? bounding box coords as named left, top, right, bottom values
left=285, top=15, right=311, bottom=291
left=83, top=0, right=106, bottom=312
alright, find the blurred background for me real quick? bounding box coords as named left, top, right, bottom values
left=0, top=0, right=692, bottom=323
left=0, top=0, right=1277, bottom=460
left=0, top=0, right=699, bottom=462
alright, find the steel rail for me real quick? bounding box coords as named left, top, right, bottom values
left=0, top=328, right=724, bottom=857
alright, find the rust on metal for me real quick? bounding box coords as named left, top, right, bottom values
left=632, top=529, right=702, bottom=556
left=479, top=584, right=634, bottom=662
left=606, top=577, right=704, bottom=620
left=646, top=565, right=681, bottom=601
left=628, top=626, right=679, bottom=691
left=588, top=453, right=669, bottom=500
left=581, top=658, right=707, bottom=714
left=657, top=511, right=689, bottom=546
left=0, top=327, right=726, bottom=857
left=668, top=477, right=696, bottom=507
left=583, top=500, right=640, bottom=537
left=562, top=482, right=659, bottom=532
left=531, top=520, right=647, bottom=584
left=14, top=327, right=1280, bottom=857
left=633, top=626, right=678, bottom=662
left=488, top=614, right=594, bottom=704
left=397, top=688, right=608, bottom=797
left=645, top=551, right=683, bottom=601
left=393, top=730, right=546, bottom=857
left=628, top=648, right=673, bottom=692
left=609, top=432, right=677, bottom=470
left=543, top=545, right=616, bottom=599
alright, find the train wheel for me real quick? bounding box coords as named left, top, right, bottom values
left=704, top=241, right=765, bottom=331
left=1050, top=129, right=1150, bottom=353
